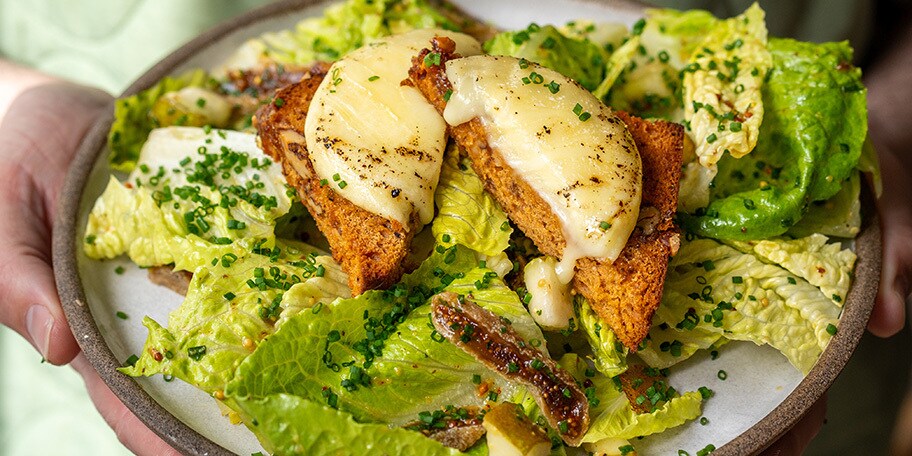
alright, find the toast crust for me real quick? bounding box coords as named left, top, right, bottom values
left=256, top=68, right=416, bottom=295
left=408, top=37, right=683, bottom=350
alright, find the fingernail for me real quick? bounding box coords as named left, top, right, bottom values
left=26, top=305, right=53, bottom=358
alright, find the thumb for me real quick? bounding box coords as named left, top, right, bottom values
left=0, top=135, right=82, bottom=365
left=0, top=82, right=110, bottom=365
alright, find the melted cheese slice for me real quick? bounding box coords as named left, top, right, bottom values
left=305, top=29, right=481, bottom=228
left=443, top=56, right=642, bottom=282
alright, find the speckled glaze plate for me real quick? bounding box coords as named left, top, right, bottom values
left=53, top=1, right=882, bottom=454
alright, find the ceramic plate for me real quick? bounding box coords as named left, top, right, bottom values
left=53, top=1, right=881, bottom=454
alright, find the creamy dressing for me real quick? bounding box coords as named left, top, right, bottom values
left=304, top=29, right=481, bottom=228
left=524, top=256, right=574, bottom=330
left=443, top=55, right=642, bottom=282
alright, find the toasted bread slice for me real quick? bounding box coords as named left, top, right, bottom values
left=148, top=266, right=192, bottom=296
left=256, top=68, right=417, bottom=295
left=407, top=37, right=683, bottom=350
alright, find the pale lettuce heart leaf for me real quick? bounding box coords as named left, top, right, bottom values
left=226, top=246, right=543, bottom=426
left=603, top=8, right=717, bottom=121
left=120, top=242, right=349, bottom=394
left=636, top=322, right=721, bottom=369
left=640, top=8, right=720, bottom=67
left=85, top=127, right=294, bottom=272
left=857, top=136, right=882, bottom=197
left=218, top=0, right=457, bottom=72
left=432, top=150, right=512, bottom=256
left=558, top=354, right=702, bottom=443
left=234, top=394, right=460, bottom=456
left=484, top=23, right=608, bottom=91
left=787, top=171, right=862, bottom=239
left=583, top=390, right=703, bottom=443
left=592, top=35, right=640, bottom=100
left=576, top=297, right=627, bottom=377
left=108, top=70, right=215, bottom=172
left=559, top=21, right=629, bottom=51
left=84, top=176, right=242, bottom=272
left=684, top=3, right=770, bottom=166
left=642, top=238, right=839, bottom=374
left=726, top=234, right=856, bottom=307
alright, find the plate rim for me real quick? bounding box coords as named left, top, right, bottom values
left=51, top=1, right=882, bottom=455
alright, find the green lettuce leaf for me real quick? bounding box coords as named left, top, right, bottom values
left=576, top=297, right=627, bottom=377
left=583, top=390, right=703, bottom=443
left=484, top=24, right=608, bottom=91
left=640, top=238, right=841, bottom=374
left=85, top=127, right=294, bottom=272
left=234, top=394, right=459, bottom=456
left=787, top=171, right=862, bottom=239
left=558, top=354, right=702, bottom=443
left=226, top=246, right=543, bottom=426
left=108, top=70, right=215, bottom=172
left=432, top=151, right=512, bottom=256
left=226, top=0, right=457, bottom=69
left=682, top=38, right=867, bottom=240
left=120, top=242, right=349, bottom=393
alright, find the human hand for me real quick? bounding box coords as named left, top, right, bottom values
left=868, top=145, right=912, bottom=337
left=864, top=18, right=912, bottom=338
left=0, top=67, right=178, bottom=455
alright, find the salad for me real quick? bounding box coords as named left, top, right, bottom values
left=82, top=0, right=875, bottom=454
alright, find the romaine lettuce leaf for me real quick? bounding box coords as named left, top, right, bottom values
left=558, top=354, right=702, bottom=444
left=577, top=297, right=627, bottom=377
left=603, top=8, right=717, bottom=121
left=484, top=24, right=608, bottom=91
left=120, top=242, right=349, bottom=393
left=787, top=171, right=862, bottom=239
left=223, top=0, right=457, bottom=71
left=234, top=394, right=460, bottom=456
left=726, top=234, right=856, bottom=307
left=84, top=176, right=241, bottom=271
left=640, top=238, right=841, bottom=374
left=591, top=35, right=640, bottom=100
left=584, top=390, right=703, bottom=443
left=432, top=150, right=512, bottom=256
left=226, top=246, right=543, bottom=426
left=684, top=3, right=770, bottom=165
left=682, top=38, right=867, bottom=240
left=640, top=8, right=720, bottom=67
left=108, top=70, right=215, bottom=172
left=85, top=127, right=294, bottom=272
